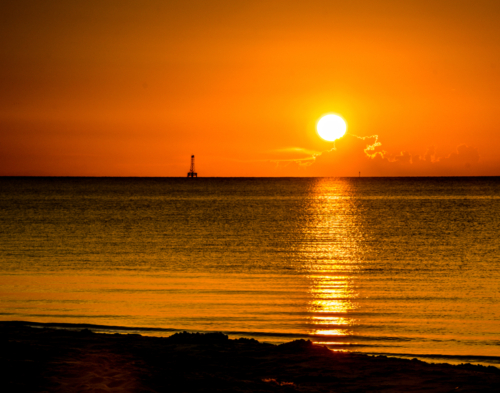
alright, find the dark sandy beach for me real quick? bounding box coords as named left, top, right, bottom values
left=1, top=322, right=499, bottom=392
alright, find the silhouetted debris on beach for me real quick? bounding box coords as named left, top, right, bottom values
left=1, top=322, right=499, bottom=392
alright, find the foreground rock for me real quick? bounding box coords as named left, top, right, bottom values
left=1, top=322, right=499, bottom=392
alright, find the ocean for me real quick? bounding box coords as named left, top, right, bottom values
left=1, top=177, right=499, bottom=367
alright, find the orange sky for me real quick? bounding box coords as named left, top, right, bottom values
left=1, top=0, right=499, bottom=176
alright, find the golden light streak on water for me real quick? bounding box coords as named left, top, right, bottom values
left=302, top=179, right=362, bottom=339
left=307, top=275, right=358, bottom=337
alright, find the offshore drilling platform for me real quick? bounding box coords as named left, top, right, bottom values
left=187, top=155, right=197, bottom=177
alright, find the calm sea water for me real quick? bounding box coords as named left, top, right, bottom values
left=1, top=177, right=499, bottom=366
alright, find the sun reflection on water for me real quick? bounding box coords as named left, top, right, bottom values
left=303, top=179, right=362, bottom=342
left=307, top=274, right=358, bottom=338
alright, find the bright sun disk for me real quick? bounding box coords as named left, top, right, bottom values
left=317, top=114, right=347, bottom=142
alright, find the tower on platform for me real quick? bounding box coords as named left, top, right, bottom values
left=187, top=155, right=197, bottom=177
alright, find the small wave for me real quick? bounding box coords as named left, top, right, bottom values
left=17, top=321, right=414, bottom=343
left=308, top=334, right=414, bottom=342
left=366, top=351, right=500, bottom=367
left=20, top=321, right=179, bottom=333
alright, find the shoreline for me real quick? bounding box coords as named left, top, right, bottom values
left=2, top=321, right=500, bottom=392
left=5, top=320, right=500, bottom=368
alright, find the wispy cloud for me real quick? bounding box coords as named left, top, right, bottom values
left=348, top=133, right=384, bottom=158
left=270, top=147, right=321, bottom=156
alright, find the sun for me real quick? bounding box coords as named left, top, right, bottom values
left=316, top=114, right=347, bottom=142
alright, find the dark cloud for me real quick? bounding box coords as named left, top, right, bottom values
left=271, top=134, right=481, bottom=176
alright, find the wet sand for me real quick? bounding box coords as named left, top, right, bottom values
left=2, top=321, right=499, bottom=392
